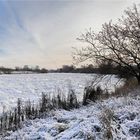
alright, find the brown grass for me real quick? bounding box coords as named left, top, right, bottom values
left=113, top=77, right=139, bottom=97
left=100, top=107, right=114, bottom=140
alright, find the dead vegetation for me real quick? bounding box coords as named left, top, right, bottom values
left=0, top=89, right=79, bottom=137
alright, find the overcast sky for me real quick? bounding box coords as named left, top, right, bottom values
left=0, top=0, right=139, bottom=69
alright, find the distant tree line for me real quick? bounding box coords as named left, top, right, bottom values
left=49, top=64, right=99, bottom=73
left=0, top=65, right=48, bottom=74
left=0, top=67, right=13, bottom=74
left=16, top=65, right=48, bottom=73
left=0, top=63, right=133, bottom=78
left=49, top=62, right=132, bottom=79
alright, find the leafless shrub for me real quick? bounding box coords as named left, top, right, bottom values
left=83, top=85, right=104, bottom=105
left=113, top=77, right=138, bottom=97
left=83, top=74, right=111, bottom=105
left=83, top=75, right=138, bottom=105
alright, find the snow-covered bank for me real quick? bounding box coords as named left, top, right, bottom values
left=3, top=88, right=140, bottom=140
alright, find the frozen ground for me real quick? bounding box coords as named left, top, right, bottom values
left=3, top=88, right=140, bottom=140
left=0, top=73, right=121, bottom=114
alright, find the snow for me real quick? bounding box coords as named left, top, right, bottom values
left=3, top=89, right=140, bottom=140
left=0, top=73, right=120, bottom=114
left=0, top=73, right=139, bottom=139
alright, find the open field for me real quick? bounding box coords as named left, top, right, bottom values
left=0, top=73, right=121, bottom=114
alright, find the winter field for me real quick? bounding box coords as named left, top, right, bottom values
left=0, top=73, right=120, bottom=115
left=1, top=73, right=140, bottom=140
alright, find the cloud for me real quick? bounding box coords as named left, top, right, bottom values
left=0, top=0, right=139, bottom=68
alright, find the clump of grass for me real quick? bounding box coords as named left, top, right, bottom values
left=100, top=105, right=127, bottom=140
left=67, top=89, right=79, bottom=109
left=83, top=85, right=107, bottom=105
left=100, top=107, right=114, bottom=140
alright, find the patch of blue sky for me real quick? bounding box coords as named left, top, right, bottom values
left=0, top=2, right=10, bottom=40
left=8, top=3, right=26, bottom=32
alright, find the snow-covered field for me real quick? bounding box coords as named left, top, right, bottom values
left=0, top=73, right=121, bottom=114
left=4, top=88, right=140, bottom=140
left=0, top=73, right=140, bottom=140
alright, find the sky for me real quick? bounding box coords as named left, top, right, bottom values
left=0, top=0, right=139, bottom=69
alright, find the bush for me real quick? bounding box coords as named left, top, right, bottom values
left=113, top=77, right=138, bottom=97
left=82, top=76, right=139, bottom=106
left=83, top=86, right=103, bottom=105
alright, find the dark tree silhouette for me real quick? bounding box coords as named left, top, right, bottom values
left=74, top=4, right=140, bottom=83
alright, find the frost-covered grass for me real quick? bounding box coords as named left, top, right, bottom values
left=0, top=73, right=120, bottom=114
left=0, top=90, right=80, bottom=135
left=3, top=87, right=140, bottom=140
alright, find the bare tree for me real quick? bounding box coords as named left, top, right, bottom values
left=73, top=4, right=140, bottom=84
